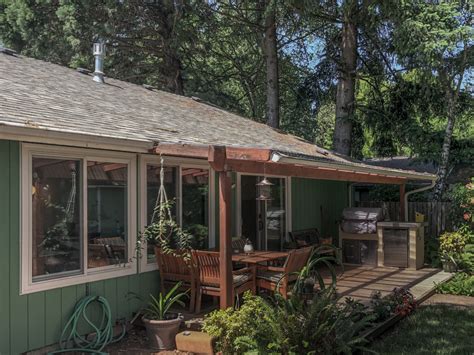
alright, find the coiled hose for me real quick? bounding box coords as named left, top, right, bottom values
left=47, top=295, right=126, bottom=355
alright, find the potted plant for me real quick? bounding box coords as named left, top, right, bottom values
left=439, top=230, right=467, bottom=272
left=142, top=281, right=188, bottom=350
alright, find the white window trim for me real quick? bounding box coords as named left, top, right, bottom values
left=139, top=154, right=215, bottom=272
left=235, top=172, right=291, bottom=242
left=21, top=143, right=137, bottom=295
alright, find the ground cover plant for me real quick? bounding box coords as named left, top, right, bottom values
left=436, top=272, right=474, bottom=297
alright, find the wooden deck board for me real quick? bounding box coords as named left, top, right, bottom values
left=320, top=265, right=448, bottom=305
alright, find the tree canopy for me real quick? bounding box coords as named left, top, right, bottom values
left=0, top=0, right=472, bottom=198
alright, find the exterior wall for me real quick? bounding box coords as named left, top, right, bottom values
left=291, top=178, right=349, bottom=239
left=0, top=140, right=159, bottom=354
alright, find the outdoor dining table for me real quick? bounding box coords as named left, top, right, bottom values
left=232, top=251, right=289, bottom=294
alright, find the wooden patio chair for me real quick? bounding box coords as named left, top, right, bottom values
left=154, top=247, right=196, bottom=312
left=192, top=250, right=255, bottom=313
left=231, top=237, right=247, bottom=253
left=256, top=246, right=313, bottom=299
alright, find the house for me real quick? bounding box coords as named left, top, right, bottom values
left=0, top=51, right=436, bottom=353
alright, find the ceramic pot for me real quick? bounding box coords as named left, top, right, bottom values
left=142, top=314, right=183, bottom=350
left=243, top=240, right=254, bottom=254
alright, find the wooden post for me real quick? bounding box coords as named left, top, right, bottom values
left=219, top=171, right=233, bottom=309
left=400, top=184, right=406, bottom=221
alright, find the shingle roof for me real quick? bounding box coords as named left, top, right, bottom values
left=0, top=53, right=434, bottom=180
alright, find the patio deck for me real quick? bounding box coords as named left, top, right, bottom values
left=322, top=265, right=452, bottom=305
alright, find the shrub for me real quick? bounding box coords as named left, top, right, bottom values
left=436, top=273, right=474, bottom=297
left=370, top=288, right=417, bottom=322
left=439, top=230, right=468, bottom=266
left=272, top=289, right=371, bottom=354
left=458, top=243, right=474, bottom=273
left=203, top=290, right=372, bottom=354
left=202, top=292, right=281, bottom=354
left=445, top=179, right=473, bottom=229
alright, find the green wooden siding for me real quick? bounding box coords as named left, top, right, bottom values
left=0, top=140, right=159, bottom=354
left=292, top=178, right=348, bottom=238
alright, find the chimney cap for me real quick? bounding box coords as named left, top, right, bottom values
left=93, top=41, right=106, bottom=56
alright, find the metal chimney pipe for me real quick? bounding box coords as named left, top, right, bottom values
left=92, top=41, right=106, bottom=83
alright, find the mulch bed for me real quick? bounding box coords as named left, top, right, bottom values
left=421, top=293, right=474, bottom=308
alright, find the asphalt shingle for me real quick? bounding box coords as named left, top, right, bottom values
left=0, top=53, right=434, bottom=179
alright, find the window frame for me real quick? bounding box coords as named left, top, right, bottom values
left=139, top=155, right=215, bottom=272
left=21, top=143, right=137, bottom=295
left=235, top=173, right=291, bottom=243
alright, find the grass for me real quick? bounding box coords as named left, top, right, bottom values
left=367, top=304, right=474, bottom=355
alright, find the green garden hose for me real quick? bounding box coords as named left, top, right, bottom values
left=47, top=295, right=126, bottom=355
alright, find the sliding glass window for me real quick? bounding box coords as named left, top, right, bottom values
left=87, top=162, right=128, bottom=268
left=22, top=144, right=136, bottom=294
left=31, top=158, right=82, bottom=280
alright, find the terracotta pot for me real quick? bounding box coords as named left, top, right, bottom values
left=142, top=315, right=183, bottom=350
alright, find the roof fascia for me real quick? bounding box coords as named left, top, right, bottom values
left=0, top=123, right=152, bottom=153
left=274, top=154, right=437, bottom=182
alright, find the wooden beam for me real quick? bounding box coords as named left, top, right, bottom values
left=225, top=147, right=271, bottom=161
left=152, top=144, right=272, bottom=163
left=208, top=146, right=227, bottom=171
left=400, top=184, right=406, bottom=221
left=151, top=143, right=209, bottom=159
left=225, top=160, right=406, bottom=185
left=219, top=171, right=233, bottom=309
left=152, top=144, right=407, bottom=184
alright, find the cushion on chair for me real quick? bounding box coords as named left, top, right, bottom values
left=233, top=273, right=252, bottom=286
left=257, top=270, right=285, bottom=283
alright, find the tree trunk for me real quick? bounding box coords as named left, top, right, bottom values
left=333, top=0, right=357, bottom=156
left=155, top=0, right=185, bottom=95
left=263, top=2, right=280, bottom=128
left=161, top=50, right=184, bottom=95
left=433, top=78, right=456, bottom=200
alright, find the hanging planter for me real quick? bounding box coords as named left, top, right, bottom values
left=138, top=156, right=192, bottom=259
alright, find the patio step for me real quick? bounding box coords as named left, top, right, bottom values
left=176, top=331, right=214, bottom=354
left=411, top=270, right=454, bottom=304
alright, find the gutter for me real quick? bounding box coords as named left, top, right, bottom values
left=404, top=180, right=436, bottom=221
left=272, top=152, right=437, bottom=182
left=0, top=122, right=154, bottom=153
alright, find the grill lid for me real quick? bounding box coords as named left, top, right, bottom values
left=342, top=208, right=384, bottom=221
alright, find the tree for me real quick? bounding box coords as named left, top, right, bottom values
left=390, top=0, right=472, bottom=199
left=333, top=0, right=358, bottom=156
left=262, top=0, right=280, bottom=128
left=0, top=0, right=193, bottom=95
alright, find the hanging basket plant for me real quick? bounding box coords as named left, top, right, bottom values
left=137, top=157, right=192, bottom=260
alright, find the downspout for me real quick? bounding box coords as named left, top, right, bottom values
left=404, top=180, right=436, bottom=221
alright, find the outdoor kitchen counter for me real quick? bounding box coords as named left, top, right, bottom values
left=377, top=221, right=428, bottom=228
left=376, top=222, right=426, bottom=270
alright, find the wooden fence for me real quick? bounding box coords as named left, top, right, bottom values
left=358, top=201, right=453, bottom=238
